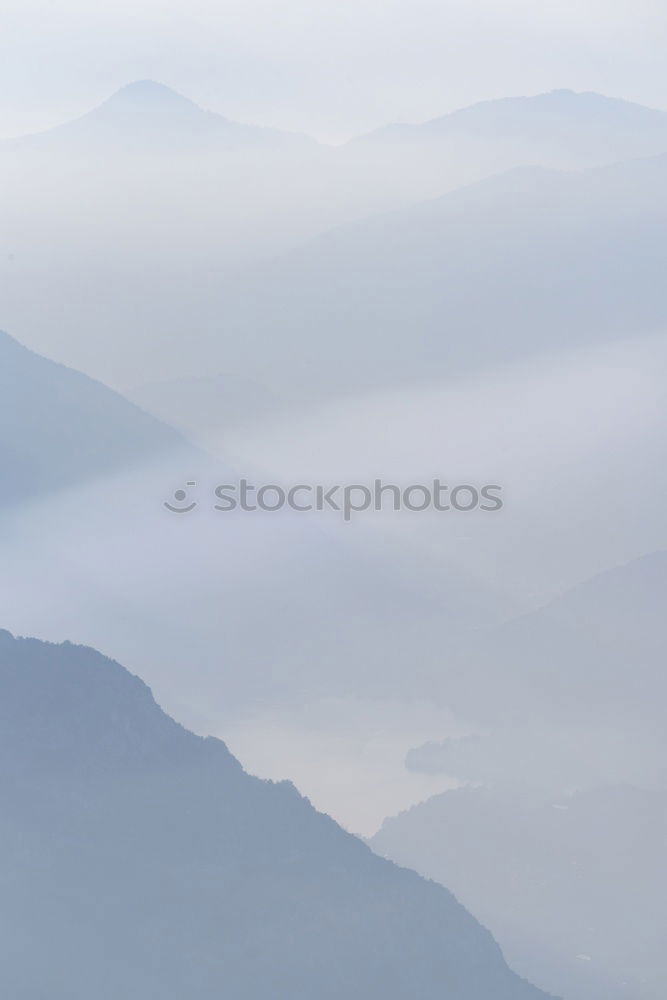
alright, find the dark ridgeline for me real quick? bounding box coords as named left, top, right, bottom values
left=0, top=629, right=554, bottom=999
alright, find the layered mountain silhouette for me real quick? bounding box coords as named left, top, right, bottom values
left=184, top=149, right=667, bottom=407
left=365, top=550, right=667, bottom=999
left=3, top=80, right=315, bottom=153
left=4, top=86, right=667, bottom=394
left=0, top=329, right=514, bottom=735
left=0, top=629, right=553, bottom=999
left=371, top=783, right=667, bottom=1000
left=0, top=329, right=196, bottom=507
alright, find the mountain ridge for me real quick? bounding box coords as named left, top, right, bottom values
left=353, top=88, right=667, bottom=144
left=0, top=628, right=555, bottom=999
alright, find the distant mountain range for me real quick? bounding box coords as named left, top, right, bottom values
left=4, top=84, right=667, bottom=395
left=355, top=89, right=667, bottom=159
left=7, top=83, right=667, bottom=160
left=371, top=782, right=667, bottom=1000
left=179, top=149, right=667, bottom=406
left=0, top=629, right=553, bottom=999
left=2, top=80, right=316, bottom=153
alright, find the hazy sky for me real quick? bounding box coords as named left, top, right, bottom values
left=1, top=0, right=666, bottom=141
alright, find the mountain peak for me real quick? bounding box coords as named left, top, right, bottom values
left=2, top=80, right=317, bottom=150
left=101, top=80, right=200, bottom=114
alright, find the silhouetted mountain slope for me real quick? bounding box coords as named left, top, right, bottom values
left=196, top=152, right=667, bottom=404
left=3, top=80, right=315, bottom=153
left=0, top=630, right=553, bottom=999
left=371, top=783, right=667, bottom=1000
left=0, top=329, right=195, bottom=506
